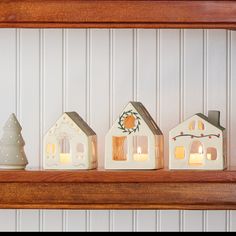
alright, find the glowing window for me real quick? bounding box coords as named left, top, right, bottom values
left=175, top=147, right=185, bottom=160
left=133, top=136, right=148, bottom=162
left=189, top=141, right=204, bottom=166
left=189, top=121, right=196, bottom=131
left=46, top=144, right=56, bottom=155
left=198, top=121, right=205, bottom=130
left=207, top=147, right=217, bottom=161
left=59, top=136, right=71, bottom=164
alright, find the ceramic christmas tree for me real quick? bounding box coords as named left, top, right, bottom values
left=0, top=114, right=28, bottom=170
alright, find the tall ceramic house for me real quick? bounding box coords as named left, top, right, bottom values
left=44, top=112, right=97, bottom=170
left=105, top=102, right=164, bottom=170
left=169, top=111, right=226, bottom=170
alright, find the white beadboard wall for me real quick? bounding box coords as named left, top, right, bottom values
left=0, top=28, right=235, bottom=232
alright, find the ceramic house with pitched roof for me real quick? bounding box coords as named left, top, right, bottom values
left=44, top=112, right=97, bottom=170
left=169, top=111, right=226, bottom=170
left=105, top=102, right=164, bottom=170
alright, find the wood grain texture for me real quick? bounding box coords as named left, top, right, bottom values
left=1, top=1, right=236, bottom=29
left=1, top=169, right=236, bottom=183
left=0, top=181, right=236, bottom=210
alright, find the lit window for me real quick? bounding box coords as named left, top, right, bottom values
left=59, top=136, right=71, bottom=164
left=207, top=147, right=217, bottom=161
left=133, top=136, right=148, bottom=162
left=46, top=144, right=56, bottom=155
left=189, top=141, right=204, bottom=166
left=175, top=147, right=185, bottom=160
left=198, top=121, right=205, bottom=130
left=189, top=121, right=196, bottom=131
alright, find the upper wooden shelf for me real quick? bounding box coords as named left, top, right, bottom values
left=1, top=1, right=236, bottom=29
left=1, top=168, right=236, bottom=210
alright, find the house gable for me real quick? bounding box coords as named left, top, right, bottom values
left=108, top=102, right=162, bottom=136
left=45, top=112, right=96, bottom=138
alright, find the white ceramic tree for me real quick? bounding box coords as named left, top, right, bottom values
left=0, top=114, right=28, bottom=170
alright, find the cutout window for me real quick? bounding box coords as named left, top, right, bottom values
left=175, top=146, right=185, bottom=160
left=207, top=147, right=217, bottom=161
left=189, top=121, right=196, bottom=131
left=198, top=121, right=205, bottom=130
left=112, top=136, right=128, bottom=161
left=189, top=141, right=204, bottom=166
left=133, top=136, right=148, bottom=162
left=77, top=143, right=85, bottom=160
left=59, top=136, right=71, bottom=164
left=46, top=144, right=56, bottom=155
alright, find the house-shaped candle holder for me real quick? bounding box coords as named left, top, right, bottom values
left=105, top=102, right=163, bottom=170
left=169, top=111, right=226, bottom=170
left=44, top=112, right=97, bottom=170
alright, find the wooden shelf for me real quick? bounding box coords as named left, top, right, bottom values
left=0, top=168, right=236, bottom=210
left=1, top=1, right=236, bottom=29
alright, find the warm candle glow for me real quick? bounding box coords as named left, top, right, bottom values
left=60, top=153, right=71, bottom=164
left=198, top=145, right=203, bottom=155
left=137, top=146, right=142, bottom=154
left=189, top=145, right=204, bottom=166
left=133, top=146, right=148, bottom=162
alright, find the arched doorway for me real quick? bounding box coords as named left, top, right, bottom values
left=189, top=140, right=204, bottom=166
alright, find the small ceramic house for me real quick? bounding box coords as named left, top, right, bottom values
left=44, top=112, right=97, bottom=170
left=169, top=111, right=226, bottom=170
left=105, top=102, right=164, bottom=170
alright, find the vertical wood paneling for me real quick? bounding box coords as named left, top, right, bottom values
left=137, top=211, right=157, bottom=232
left=0, top=29, right=236, bottom=232
left=229, top=31, right=236, bottom=232
left=206, top=30, right=227, bottom=232
left=19, top=29, right=40, bottom=232
left=136, top=29, right=158, bottom=232
left=112, top=29, right=134, bottom=232
left=66, top=29, right=87, bottom=232
left=159, top=29, right=181, bottom=232
left=0, top=29, right=17, bottom=232
left=113, top=211, right=133, bottom=232
left=42, top=29, right=63, bottom=232
left=160, top=211, right=180, bottom=232
left=183, top=29, right=204, bottom=232
left=89, top=29, right=110, bottom=231
left=207, top=211, right=227, bottom=232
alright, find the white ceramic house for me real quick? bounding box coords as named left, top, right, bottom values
left=44, top=112, right=97, bottom=170
left=105, top=102, right=164, bottom=170
left=169, top=111, right=226, bottom=170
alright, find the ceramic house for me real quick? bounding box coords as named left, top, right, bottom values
left=169, top=111, right=226, bottom=170
left=44, top=112, right=97, bottom=170
left=105, top=102, right=164, bottom=170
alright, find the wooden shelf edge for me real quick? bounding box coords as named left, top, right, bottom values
left=1, top=1, right=236, bottom=29
left=1, top=204, right=236, bottom=211
left=0, top=178, right=236, bottom=210
left=0, top=169, right=236, bottom=183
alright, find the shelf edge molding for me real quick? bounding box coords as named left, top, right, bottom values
left=0, top=170, right=236, bottom=210
left=1, top=1, right=236, bottom=29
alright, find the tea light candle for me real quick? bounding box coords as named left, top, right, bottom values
left=189, top=146, right=204, bottom=165
left=133, top=147, right=148, bottom=162
left=60, top=153, right=71, bottom=164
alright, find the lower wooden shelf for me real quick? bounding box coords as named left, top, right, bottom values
left=0, top=168, right=236, bottom=210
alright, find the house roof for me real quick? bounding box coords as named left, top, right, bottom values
left=129, top=102, right=162, bottom=135
left=196, top=113, right=225, bottom=131
left=65, top=112, right=96, bottom=136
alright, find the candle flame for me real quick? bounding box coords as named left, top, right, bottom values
left=137, top=146, right=142, bottom=154
left=198, top=145, right=203, bottom=155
